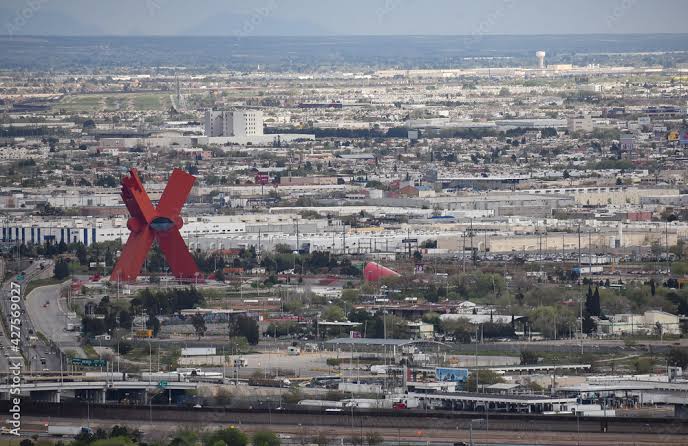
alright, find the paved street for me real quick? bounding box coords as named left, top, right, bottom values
left=25, top=282, right=81, bottom=349
left=0, top=260, right=70, bottom=374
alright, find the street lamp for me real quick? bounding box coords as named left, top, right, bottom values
left=666, top=214, right=678, bottom=268
left=147, top=340, right=152, bottom=383
left=469, top=418, right=484, bottom=446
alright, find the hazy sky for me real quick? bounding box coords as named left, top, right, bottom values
left=3, top=0, right=688, bottom=36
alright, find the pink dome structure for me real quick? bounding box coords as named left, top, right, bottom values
left=363, top=262, right=401, bottom=281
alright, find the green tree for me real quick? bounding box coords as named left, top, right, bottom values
left=215, top=387, right=233, bottom=406
left=53, top=258, right=70, bottom=280
left=233, top=315, right=259, bottom=345
left=440, top=317, right=474, bottom=343
left=252, top=431, right=280, bottom=446
left=282, top=386, right=303, bottom=404
left=117, top=340, right=133, bottom=355
left=168, top=429, right=199, bottom=446
left=215, top=269, right=226, bottom=282
left=520, top=350, right=539, bottom=365
left=465, top=370, right=504, bottom=392
left=322, top=305, right=346, bottom=322
left=146, top=315, right=161, bottom=337
left=205, top=427, right=247, bottom=446
left=528, top=306, right=576, bottom=339
left=667, top=347, right=688, bottom=369
left=191, top=313, right=207, bottom=339
left=75, top=242, right=88, bottom=265
left=669, top=239, right=686, bottom=260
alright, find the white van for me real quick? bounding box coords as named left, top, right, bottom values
left=287, top=346, right=301, bottom=356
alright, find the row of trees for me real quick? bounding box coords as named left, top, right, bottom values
left=56, top=424, right=287, bottom=446
left=262, top=247, right=360, bottom=276
left=191, top=247, right=361, bottom=279
left=130, top=287, right=204, bottom=317
left=20, top=240, right=120, bottom=268
left=81, top=296, right=133, bottom=337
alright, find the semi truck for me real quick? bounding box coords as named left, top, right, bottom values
left=248, top=377, right=291, bottom=388
left=47, top=425, right=92, bottom=437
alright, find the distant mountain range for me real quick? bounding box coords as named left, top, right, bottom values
left=1, top=8, right=102, bottom=36
left=0, top=8, right=327, bottom=37
left=1, top=33, right=687, bottom=71
left=181, top=12, right=328, bottom=37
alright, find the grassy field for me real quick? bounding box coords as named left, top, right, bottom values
left=54, top=92, right=171, bottom=112
left=24, top=277, right=63, bottom=296
left=83, top=343, right=98, bottom=359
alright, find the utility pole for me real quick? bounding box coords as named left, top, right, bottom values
left=295, top=219, right=300, bottom=253
left=470, top=218, right=474, bottom=261
left=258, top=229, right=262, bottom=263
left=577, top=224, right=582, bottom=283
left=580, top=299, right=584, bottom=356
left=462, top=230, right=466, bottom=273
left=538, top=231, right=543, bottom=273
left=588, top=230, right=592, bottom=274
left=474, top=326, right=479, bottom=392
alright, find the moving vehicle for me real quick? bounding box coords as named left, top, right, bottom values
left=248, top=377, right=291, bottom=388
left=287, top=346, right=301, bottom=356
left=47, top=425, right=92, bottom=437
left=370, top=365, right=387, bottom=375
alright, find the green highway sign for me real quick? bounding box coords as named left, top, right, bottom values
left=71, top=358, right=107, bottom=367
left=158, top=381, right=168, bottom=389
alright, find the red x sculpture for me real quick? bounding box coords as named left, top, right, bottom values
left=111, top=168, right=200, bottom=282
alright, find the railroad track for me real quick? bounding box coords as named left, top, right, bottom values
left=17, top=416, right=688, bottom=446
left=4, top=401, right=688, bottom=437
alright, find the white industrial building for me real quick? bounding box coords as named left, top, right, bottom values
left=204, top=109, right=263, bottom=137
left=567, top=113, right=594, bottom=133
left=597, top=311, right=680, bottom=336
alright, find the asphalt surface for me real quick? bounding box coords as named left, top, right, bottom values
left=25, top=282, right=81, bottom=349
left=0, top=260, right=66, bottom=374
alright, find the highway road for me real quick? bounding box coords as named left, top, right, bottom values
left=0, top=260, right=66, bottom=374
left=25, top=282, right=82, bottom=349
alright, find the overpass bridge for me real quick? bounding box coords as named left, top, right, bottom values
left=407, top=391, right=577, bottom=414
left=0, top=380, right=198, bottom=403
left=558, top=380, right=688, bottom=417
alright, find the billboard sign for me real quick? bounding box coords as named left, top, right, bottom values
left=679, top=129, right=688, bottom=145
left=435, top=367, right=469, bottom=383
left=255, top=173, right=270, bottom=185
left=71, top=358, right=107, bottom=367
